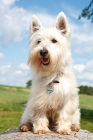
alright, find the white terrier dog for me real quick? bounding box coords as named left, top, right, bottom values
left=20, top=12, right=80, bottom=135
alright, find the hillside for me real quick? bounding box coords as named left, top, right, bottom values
left=0, top=85, right=93, bottom=133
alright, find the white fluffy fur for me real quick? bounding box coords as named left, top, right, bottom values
left=20, top=12, right=80, bottom=134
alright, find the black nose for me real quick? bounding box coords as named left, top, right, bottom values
left=40, top=49, right=48, bottom=57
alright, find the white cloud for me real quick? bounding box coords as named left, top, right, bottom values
left=86, top=60, right=93, bottom=68
left=0, top=64, right=11, bottom=74
left=76, top=72, right=93, bottom=81
left=13, top=70, right=23, bottom=75
left=0, top=63, right=30, bottom=87
left=0, top=7, right=30, bottom=44
left=35, top=13, right=55, bottom=27
left=18, top=63, right=29, bottom=70
left=74, top=60, right=93, bottom=87
left=0, top=1, right=55, bottom=45
left=63, top=5, right=93, bottom=56
left=0, top=52, right=4, bottom=60
left=80, top=81, right=92, bottom=87
left=70, top=18, right=93, bottom=55
left=0, top=0, right=16, bottom=5
left=0, top=0, right=31, bottom=45
left=74, top=64, right=85, bottom=73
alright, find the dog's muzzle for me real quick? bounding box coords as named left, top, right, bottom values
left=40, top=48, right=50, bottom=66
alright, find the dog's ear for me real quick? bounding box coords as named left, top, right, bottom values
left=54, top=12, right=70, bottom=36
left=30, top=15, right=42, bottom=34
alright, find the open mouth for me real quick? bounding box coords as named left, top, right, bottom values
left=41, top=58, right=50, bottom=66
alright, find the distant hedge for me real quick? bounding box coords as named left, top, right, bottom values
left=79, top=86, right=93, bottom=95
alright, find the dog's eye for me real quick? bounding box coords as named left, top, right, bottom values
left=37, top=40, right=41, bottom=44
left=51, top=39, right=57, bottom=43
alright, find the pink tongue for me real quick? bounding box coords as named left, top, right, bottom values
left=42, top=58, right=49, bottom=64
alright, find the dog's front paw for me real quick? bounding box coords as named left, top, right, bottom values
left=34, top=128, right=50, bottom=134
left=71, top=124, right=80, bottom=132
left=19, top=122, right=32, bottom=132
left=57, top=129, right=71, bottom=135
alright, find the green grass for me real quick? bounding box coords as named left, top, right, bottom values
left=0, top=85, right=93, bottom=133
left=0, top=85, right=29, bottom=133
left=79, top=94, right=93, bottom=132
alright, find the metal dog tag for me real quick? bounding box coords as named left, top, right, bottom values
left=47, top=83, right=54, bottom=94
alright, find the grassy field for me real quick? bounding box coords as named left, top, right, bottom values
left=0, top=85, right=29, bottom=133
left=0, top=85, right=93, bottom=133
left=79, top=94, right=93, bottom=132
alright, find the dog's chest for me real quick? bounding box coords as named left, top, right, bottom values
left=47, top=80, right=59, bottom=94
left=42, top=82, right=67, bottom=110
left=32, top=74, right=71, bottom=110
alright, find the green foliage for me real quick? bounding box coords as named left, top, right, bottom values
left=79, top=86, right=93, bottom=95
left=26, top=80, right=32, bottom=88
left=79, top=0, right=93, bottom=22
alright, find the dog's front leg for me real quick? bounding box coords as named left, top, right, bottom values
left=56, top=102, right=73, bottom=135
left=33, top=113, right=50, bottom=134
left=19, top=101, right=33, bottom=132
left=56, top=115, right=71, bottom=135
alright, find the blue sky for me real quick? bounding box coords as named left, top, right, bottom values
left=0, top=0, right=93, bottom=87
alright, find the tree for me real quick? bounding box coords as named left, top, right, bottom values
left=26, top=80, right=32, bottom=88
left=79, top=0, right=93, bottom=22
